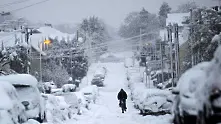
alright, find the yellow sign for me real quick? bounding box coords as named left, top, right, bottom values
left=44, top=39, right=51, bottom=45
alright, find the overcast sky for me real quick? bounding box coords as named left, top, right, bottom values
left=0, top=0, right=218, bottom=28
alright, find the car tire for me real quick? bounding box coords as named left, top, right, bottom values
left=174, top=113, right=182, bottom=124
left=36, top=112, right=46, bottom=123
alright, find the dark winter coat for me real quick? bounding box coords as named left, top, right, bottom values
left=117, top=89, right=127, bottom=100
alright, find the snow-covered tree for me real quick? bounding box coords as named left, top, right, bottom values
left=159, top=2, right=171, bottom=28
left=175, top=1, right=197, bottom=13
left=43, top=37, right=88, bottom=86
left=191, top=8, right=221, bottom=62
left=119, top=8, right=160, bottom=40
left=42, top=60, right=70, bottom=88
left=0, top=44, right=30, bottom=74
left=79, top=16, right=111, bottom=56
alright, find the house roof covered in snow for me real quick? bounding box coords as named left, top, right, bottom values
left=0, top=26, right=75, bottom=56
left=166, top=13, right=189, bottom=26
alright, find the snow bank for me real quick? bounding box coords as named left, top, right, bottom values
left=0, top=74, right=38, bottom=86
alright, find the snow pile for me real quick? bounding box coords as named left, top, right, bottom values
left=62, top=84, right=76, bottom=93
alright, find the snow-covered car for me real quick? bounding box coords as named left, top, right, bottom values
left=94, top=67, right=107, bottom=80
left=124, top=58, right=133, bottom=68
left=91, top=76, right=104, bottom=87
left=62, top=84, right=77, bottom=93
left=137, top=89, right=172, bottom=115
left=42, top=94, right=72, bottom=123
left=0, top=74, right=46, bottom=123
left=0, top=81, right=27, bottom=124
left=196, top=48, right=221, bottom=124
left=172, top=62, right=210, bottom=124
left=80, top=85, right=99, bottom=104
left=43, top=81, right=57, bottom=93
left=74, top=92, right=89, bottom=110
left=62, top=93, right=80, bottom=115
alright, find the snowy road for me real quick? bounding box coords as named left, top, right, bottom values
left=66, top=62, right=172, bottom=124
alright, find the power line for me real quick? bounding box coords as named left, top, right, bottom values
left=0, top=0, right=31, bottom=8
left=9, top=0, right=50, bottom=13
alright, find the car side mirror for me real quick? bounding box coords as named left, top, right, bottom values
left=172, top=88, right=179, bottom=95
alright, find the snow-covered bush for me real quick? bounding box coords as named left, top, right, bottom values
left=62, top=84, right=76, bottom=93
left=42, top=60, right=70, bottom=88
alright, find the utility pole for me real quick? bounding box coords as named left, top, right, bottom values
left=167, top=24, right=174, bottom=87
left=39, top=42, right=42, bottom=82
left=190, top=9, right=194, bottom=67
left=25, top=26, right=32, bottom=74
left=139, top=28, right=142, bottom=72
left=160, top=41, right=164, bottom=83
left=174, top=23, right=180, bottom=83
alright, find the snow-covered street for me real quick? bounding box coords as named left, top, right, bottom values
left=65, top=62, right=172, bottom=124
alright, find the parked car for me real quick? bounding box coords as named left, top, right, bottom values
left=62, top=84, right=77, bottom=93
left=81, top=85, right=99, bottom=104
left=172, top=62, right=210, bottom=124
left=0, top=81, right=27, bottom=124
left=91, top=76, right=104, bottom=87
left=138, top=89, right=172, bottom=115
left=94, top=67, right=107, bottom=80
left=0, top=74, right=46, bottom=123
left=196, top=56, right=221, bottom=124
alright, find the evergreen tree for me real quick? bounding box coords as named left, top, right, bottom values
left=158, top=2, right=171, bottom=28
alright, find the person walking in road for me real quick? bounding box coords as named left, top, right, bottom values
left=117, top=89, right=127, bottom=113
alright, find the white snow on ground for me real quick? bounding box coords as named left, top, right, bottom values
left=63, top=62, right=172, bottom=124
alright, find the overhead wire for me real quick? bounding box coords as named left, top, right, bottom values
left=9, top=0, right=51, bottom=13
left=0, top=0, right=31, bottom=8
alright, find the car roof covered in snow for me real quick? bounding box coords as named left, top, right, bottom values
left=176, top=62, right=211, bottom=94
left=0, top=74, right=38, bottom=87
